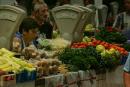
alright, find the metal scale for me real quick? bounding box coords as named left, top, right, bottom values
left=70, top=0, right=84, bottom=6
left=51, top=5, right=94, bottom=42
left=0, top=5, right=26, bottom=49
left=0, top=0, right=16, bottom=5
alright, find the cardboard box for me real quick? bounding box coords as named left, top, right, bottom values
left=0, top=74, right=16, bottom=87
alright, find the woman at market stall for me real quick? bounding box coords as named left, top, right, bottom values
left=12, top=17, right=39, bottom=53
left=31, top=2, right=53, bottom=39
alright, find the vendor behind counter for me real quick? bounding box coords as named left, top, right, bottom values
left=31, top=2, right=53, bottom=39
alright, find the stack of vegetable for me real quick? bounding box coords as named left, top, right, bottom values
left=122, top=43, right=130, bottom=51
left=37, top=38, right=71, bottom=51
left=36, top=59, right=61, bottom=77
left=58, top=38, right=128, bottom=73
left=58, top=46, right=103, bottom=73
left=95, top=27, right=127, bottom=44
left=0, top=48, right=35, bottom=74
left=71, top=39, right=128, bottom=56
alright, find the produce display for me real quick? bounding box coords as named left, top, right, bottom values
left=0, top=23, right=129, bottom=84
left=72, top=39, right=128, bottom=56
left=0, top=48, right=35, bottom=74
left=50, top=38, right=71, bottom=50
left=20, top=45, right=45, bottom=60
left=58, top=38, right=128, bottom=73
left=95, top=27, right=127, bottom=44
left=1, top=4, right=130, bottom=86
left=36, top=59, right=61, bottom=77
left=58, top=46, right=101, bottom=72
left=37, top=38, right=71, bottom=50
left=122, top=43, right=130, bottom=51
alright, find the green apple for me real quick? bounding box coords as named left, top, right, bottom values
left=82, top=36, right=91, bottom=42
left=115, top=50, right=120, bottom=57
left=85, top=24, right=94, bottom=32
left=101, top=50, right=106, bottom=57
left=101, top=50, right=110, bottom=58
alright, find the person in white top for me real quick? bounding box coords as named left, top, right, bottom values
left=116, top=0, right=130, bottom=87
left=112, top=0, right=130, bottom=40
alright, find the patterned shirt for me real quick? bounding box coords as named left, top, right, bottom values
left=12, top=32, right=38, bottom=53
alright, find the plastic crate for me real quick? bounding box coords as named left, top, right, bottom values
left=16, top=70, right=36, bottom=83
left=120, top=56, right=128, bottom=65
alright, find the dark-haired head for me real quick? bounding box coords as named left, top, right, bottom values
left=19, top=17, right=38, bottom=34
left=19, top=17, right=39, bottom=42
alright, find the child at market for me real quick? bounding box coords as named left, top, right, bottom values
left=12, top=17, right=39, bottom=53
